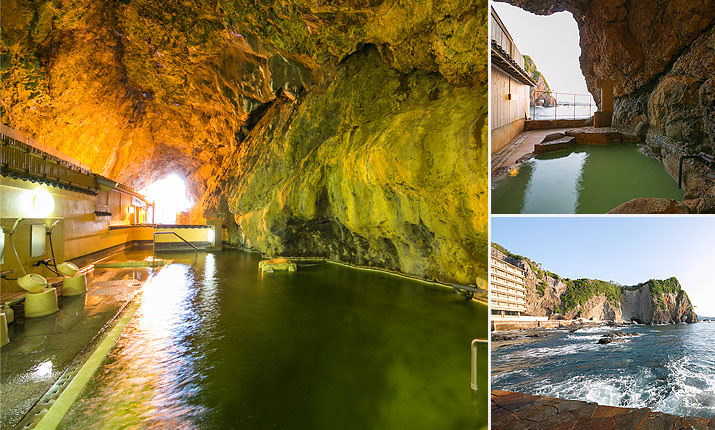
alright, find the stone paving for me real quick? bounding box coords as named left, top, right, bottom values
left=0, top=266, right=154, bottom=429
left=492, top=390, right=715, bottom=430
left=492, top=128, right=574, bottom=174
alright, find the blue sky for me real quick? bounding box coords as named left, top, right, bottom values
left=493, top=2, right=589, bottom=96
left=492, top=217, right=715, bottom=317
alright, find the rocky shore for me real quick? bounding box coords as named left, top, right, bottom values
left=490, top=320, right=642, bottom=345
left=492, top=391, right=715, bottom=429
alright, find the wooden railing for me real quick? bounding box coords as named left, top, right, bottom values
left=0, top=133, right=98, bottom=194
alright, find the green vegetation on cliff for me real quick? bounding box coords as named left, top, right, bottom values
left=624, top=277, right=685, bottom=310
left=560, top=279, right=622, bottom=313
left=536, top=280, right=547, bottom=297
left=522, top=55, right=550, bottom=89
left=646, top=277, right=681, bottom=296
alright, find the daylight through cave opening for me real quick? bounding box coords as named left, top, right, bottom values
left=140, top=175, right=193, bottom=224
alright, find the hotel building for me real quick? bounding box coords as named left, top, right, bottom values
left=490, top=7, right=536, bottom=155
left=490, top=252, right=527, bottom=319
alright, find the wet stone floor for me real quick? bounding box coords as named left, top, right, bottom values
left=0, top=267, right=154, bottom=429
left=491, top=391, right=715, bottom=430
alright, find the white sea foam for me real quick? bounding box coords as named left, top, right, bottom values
left=565, top=334, right=608, bottom=341
left=518, top=342, right=600, bottom=359
left=532, top=370, right=661, bottom=409
left=494, top=324, right=715, bottom=418
left=656, top=356, right=715, bottom=417
left=571, top=326, right=616, bottom=334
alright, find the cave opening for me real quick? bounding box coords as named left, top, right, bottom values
left=139, top=174, right=192, bottom=224
left=492, top=2, right=596, bottom=118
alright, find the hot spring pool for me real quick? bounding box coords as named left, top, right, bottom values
left=57, top=249, right=488, bottom=429
left=491, top=143, right=685, bottom=214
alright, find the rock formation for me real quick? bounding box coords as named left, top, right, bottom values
left=492, top=245, right=698, bottom=324
left=1, top=0, right=488, bottom=285
left=502, top=0, right=715, bottom=211
left=523, top=55, right=556, bottom=107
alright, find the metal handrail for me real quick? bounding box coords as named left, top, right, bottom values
left=471, top=338, right=488, bottom=392
left=152, top=231, right=198, bottom=259
left=530, top=90, right=596, bottom=120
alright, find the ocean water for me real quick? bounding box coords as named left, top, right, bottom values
left=530, top=104, right=595, bottom=120
left=492, top=323, right=715, bottom=418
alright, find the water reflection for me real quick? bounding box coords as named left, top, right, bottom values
left=30, top=360, right=53, bottom=380
left=60, top=251, right=488, bottom=430
left=492, top=143, right=685, bottom=214
left=522, top=152, right=586, bottom=213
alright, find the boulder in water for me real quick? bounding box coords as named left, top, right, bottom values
left=597, top=331, right=639, bottom=344
left=492, top=334, right=519, bottom=341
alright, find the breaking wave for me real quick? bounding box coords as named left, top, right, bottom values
left=492, top=323, right=715, bottom=418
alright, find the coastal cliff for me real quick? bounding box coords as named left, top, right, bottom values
left=492, top=245, right=698, bottom=324
left=523, top=55, right=556, bottom=107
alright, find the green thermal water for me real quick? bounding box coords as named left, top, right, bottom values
left=492, top=143, right=685, bottom=214
left=59, top=250, right=488, bottom=429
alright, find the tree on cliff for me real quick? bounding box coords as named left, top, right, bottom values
left=523, top=55, right=557, bottom=107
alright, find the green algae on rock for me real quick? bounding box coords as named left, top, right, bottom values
left=205, top=46, right=487, bottom=285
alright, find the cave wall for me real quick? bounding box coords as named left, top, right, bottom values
left=503, top=0, right=714, bottom=201
left=2, top=0, right=488, bottom=283
left=1, top=0, right=314, bottom=214
left=1, top=0, right=486, bottom=203
left=204, top=46, right=487, bottom=285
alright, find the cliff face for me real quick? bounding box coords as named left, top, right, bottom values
left=621, top=280, right=699, bottom=324
left=492, top=246, right=698, bottom=324
left=1, top=0, right=488, bottom=284
left=523, top=55, right=556, bottom=107
left=502, top=0, right=715, bottom=204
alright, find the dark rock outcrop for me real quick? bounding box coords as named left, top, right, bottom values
left=597, top=331, right=639, bottom=344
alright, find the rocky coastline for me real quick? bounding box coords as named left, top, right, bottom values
left=491, top=245, right=699, bottom=326
left=492, top=390, right=715, bottom=429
